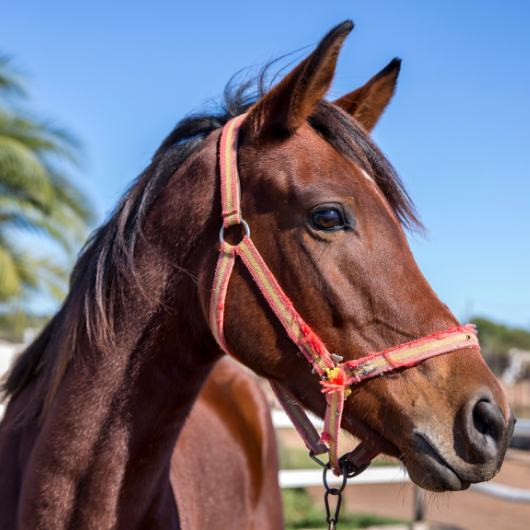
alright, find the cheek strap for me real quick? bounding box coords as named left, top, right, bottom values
left=209, top=116, right=480, bottom=473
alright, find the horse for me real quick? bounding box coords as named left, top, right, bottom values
left=170, top=358, right=282, bottom=530
left=0, top=20, right=514, bottom=529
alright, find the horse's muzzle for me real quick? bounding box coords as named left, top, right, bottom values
left=406, top=390, right=515, bottom=492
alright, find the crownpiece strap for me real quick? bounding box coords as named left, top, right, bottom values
left=219, top=114, right=246, bottom=227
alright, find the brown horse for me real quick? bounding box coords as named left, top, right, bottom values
left=171, top=358, right=282, bottom=530
left=0, top=20, right=514, bottom=529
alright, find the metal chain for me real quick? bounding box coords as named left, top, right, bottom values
left=323, top=464, right=347, bottom=528
left=324, top=488, right=342, bottom=529
left=309, top=452, right=349, bottom=529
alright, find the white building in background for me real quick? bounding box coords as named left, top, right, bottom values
left=502, top=348, right=530, bottom=386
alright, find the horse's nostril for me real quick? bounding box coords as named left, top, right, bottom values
left=462, top=396, right=507, bottom=463
left=473, top=401, right=496, bottom=437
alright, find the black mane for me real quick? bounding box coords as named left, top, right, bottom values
left=1, top=66, right=421, bottom=417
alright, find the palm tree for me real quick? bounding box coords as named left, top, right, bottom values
left=0, top=54, right=94, bottom=306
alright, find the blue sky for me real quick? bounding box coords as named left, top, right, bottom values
left=2, top=1, right=529, bottom=328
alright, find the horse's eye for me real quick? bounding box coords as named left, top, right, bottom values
left=311, top=209, right=343, bottom=230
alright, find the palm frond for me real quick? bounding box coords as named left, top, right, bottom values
left=0, top=55, right=27, bottom=98
left=45, top=168, right=95, bottom=224
left=0, top=134, right=54, bottom=201
left=0, top=238, right=23, bottom=300
left=0, top=108, right=83, bottom=168
left=0, top=50, right=95, bottom=305
left=0, top=232, right=68, bottom=303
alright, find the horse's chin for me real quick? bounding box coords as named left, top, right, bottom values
left=404, top=434, right=474, bottom=492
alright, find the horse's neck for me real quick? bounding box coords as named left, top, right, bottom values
left=0, top=134, right=222, bottom=529
left=14, top=307, right=219, bottom=529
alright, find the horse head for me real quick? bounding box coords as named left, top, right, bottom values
left=195, top=21, right=514, bottom=492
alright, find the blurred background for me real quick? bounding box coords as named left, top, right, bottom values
left=1, top=1, right=529, bottom=529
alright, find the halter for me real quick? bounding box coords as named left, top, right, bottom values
left=209, top=115, right=480, bottom=476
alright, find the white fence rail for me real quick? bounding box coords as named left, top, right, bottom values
left=279, top=466, right=409, bottom=488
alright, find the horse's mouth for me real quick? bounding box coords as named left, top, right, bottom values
left=343, top=415, right=498, bottom=492
left=405, top=433, right=471, bottom=492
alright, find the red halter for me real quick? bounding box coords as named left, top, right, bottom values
left=209, top=115, right=480, bottom=474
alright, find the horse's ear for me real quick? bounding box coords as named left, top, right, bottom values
left=244, top=21, right=353, bottom=135
left=334, top=58, right=401, bottom=132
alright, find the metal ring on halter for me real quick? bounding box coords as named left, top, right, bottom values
left=323, top=463, right=348, bottom=494
left=219, top=219, right=250, bottom=244
left=309, top=450, right=331, bottom=469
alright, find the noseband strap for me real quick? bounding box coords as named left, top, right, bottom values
left=209, top=116, right=481, bottom=473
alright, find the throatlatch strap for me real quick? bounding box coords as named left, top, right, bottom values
left=210, top=116, right=481, bottom=473
left=270, top=382, right=329, bottom=456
